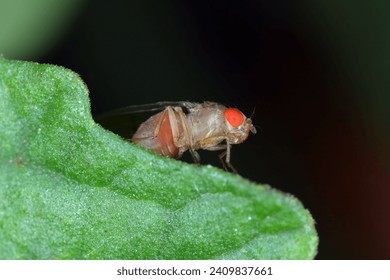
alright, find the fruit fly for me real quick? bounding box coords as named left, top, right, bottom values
left=96, top=101, right=256, bottom=172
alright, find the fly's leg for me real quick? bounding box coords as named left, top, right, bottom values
left=205, top=144, right=227, bottom=151
left=202, top=139, right=238, bottom=173
left=199, top=136, right=237, bottom=172
left=218, top=142, right=238, bottom=173
left=218, top=150, right=228, bottom=171
left=224, top=142, right=238, bottom=173
left=189, top=149, right=200, bottom=165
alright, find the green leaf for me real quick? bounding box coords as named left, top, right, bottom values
left=0, top=58, right=318, bottom=259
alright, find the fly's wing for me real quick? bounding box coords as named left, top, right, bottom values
left=94, top=101, right=198, bottom=139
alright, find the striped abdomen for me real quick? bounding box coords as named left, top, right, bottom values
left=132, top=109, right=185, bottom=158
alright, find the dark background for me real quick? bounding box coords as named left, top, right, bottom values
left=4, top=0, right=390, bottom=259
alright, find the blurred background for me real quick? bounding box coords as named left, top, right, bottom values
left=1, top=0, right=389, bottom=259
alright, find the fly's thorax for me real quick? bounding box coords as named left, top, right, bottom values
left=186, top=103, right=228, bottom=146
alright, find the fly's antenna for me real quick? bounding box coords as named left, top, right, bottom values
left=250, top=106, right=256, bottom=119
left=249, top=107, right=261, bottom=133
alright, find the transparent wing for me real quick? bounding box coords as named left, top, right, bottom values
left=93, top=101, right=197, bottom=139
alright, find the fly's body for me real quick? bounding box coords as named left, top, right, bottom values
left=131, top=102, right=256, bottom=172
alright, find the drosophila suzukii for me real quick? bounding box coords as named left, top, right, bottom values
left=96, top=101, right=256, bottom=173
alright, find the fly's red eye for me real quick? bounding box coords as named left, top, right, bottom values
left=224, top=108, right=244, bottom=127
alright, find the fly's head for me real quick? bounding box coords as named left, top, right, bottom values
left=224, top=108, right=257, bottom=144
